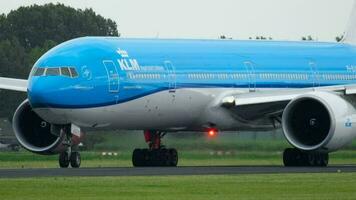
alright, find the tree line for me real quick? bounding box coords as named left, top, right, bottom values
left=219, top=35, right=344, bottom=42
left=0, top=4, right=119, bottom=119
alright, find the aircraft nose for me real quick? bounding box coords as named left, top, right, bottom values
left=28, top=78, right=48, bottom=107
left=28, top=78, right=59, bottom=108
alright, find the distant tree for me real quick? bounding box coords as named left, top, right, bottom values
left=301, top=35, right=314, bottom=41
left=2, top=4, right=119, bottom=49
left=26, top=40, right=57, bottom=69
left=0, top=4, right=120, bottom=118
left=250, top=36, right=272, bottom=40
left=0, top=14, right=6, bottom=40
left=219, top=35, right=232, bottom=40
left=336, top=35, right=344, bottom=42
left=0, top=38, right=27, bottom=118
left=0, top=38, right=26, bottom=78
left=82, top=134, right=105, bottom=150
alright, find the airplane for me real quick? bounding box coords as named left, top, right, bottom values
left=1, top=4, right=356, bottom=168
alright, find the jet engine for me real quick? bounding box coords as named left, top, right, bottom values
left=12, top=100, right=82, bottom=155
left=282, top=92, right=356, bottom=152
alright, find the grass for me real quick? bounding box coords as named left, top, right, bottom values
left=0, top=173, right=356, bottom=200
left=0, top=134, right=355, bottom=199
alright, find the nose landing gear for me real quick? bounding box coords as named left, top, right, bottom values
left=132, top=130, right=178, bottom=167
left=58, top=128, right=81, bottom=168
left=59, top=150, right=81, bottom=168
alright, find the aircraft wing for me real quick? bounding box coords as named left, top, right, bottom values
left=219, top=84, right=356, bottom=122
left=0, top=77, right=28, bottom=92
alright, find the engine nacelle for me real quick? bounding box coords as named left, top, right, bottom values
left=13, top=100, right=83, bottom=155
left=282, top=92, right=356, bottom=152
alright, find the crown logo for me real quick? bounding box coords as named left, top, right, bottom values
left=117, top=49, right=129, bottom=58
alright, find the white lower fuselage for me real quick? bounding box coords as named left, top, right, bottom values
left=34, top=88, right=274, bottom=132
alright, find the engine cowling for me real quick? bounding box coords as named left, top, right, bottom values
left=282, top=92, right=356, bottom=152
left=13, top=100, right=82, bottom=155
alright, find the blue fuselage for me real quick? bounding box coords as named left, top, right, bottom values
left=28, top=37, right=356, bottom=109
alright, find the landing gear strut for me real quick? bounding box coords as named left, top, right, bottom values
left=132, top=130, right=178, bottom=167
left=58, top=128, right=81, bottom=168
left=283, top=148, right=329, bottom=167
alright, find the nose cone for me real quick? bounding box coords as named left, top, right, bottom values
left=28, top=77, right=62, bottom=108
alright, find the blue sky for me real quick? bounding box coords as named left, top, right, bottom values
left=0, top=0, right=354, bottom=41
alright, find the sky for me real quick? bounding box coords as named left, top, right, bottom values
left=0, top=0, right=354, bottom=41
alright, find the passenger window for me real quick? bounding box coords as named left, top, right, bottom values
left=69, top=68, right=78, bottom=78
left=61, top=67, right=71, bottom=77
left=33, top=68, right=45, bottom=76
left=46, top=68, right=60, bottom=76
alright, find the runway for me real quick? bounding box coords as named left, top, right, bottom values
left=0, top=165, right=356, bottom=178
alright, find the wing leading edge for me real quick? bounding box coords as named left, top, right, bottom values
left=0, top=77, right=28, bottom=92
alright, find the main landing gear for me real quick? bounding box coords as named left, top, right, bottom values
left=132, top=130, right=178, bottom=167
left=283, top=148, right=329, bottom=167
left=58, top=128, right=81, bottom=168
left=59, top=149, right=81, bottom=168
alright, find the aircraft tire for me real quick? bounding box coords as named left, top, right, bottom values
left=132, top=148, right=178, bottom=167
left=59, top=152, right=70, bottom=168
left=70, top=152, right=81, bottom=168
left=168, top=148, right=178, bottom=167
left=283, top=148, right=329, bottom=167
left=283, top=148, right=298, bottom=167
left=132, top=149, right=144, bottom=167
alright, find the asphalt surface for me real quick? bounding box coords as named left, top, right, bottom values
left=0, top=165, right=356, bottom=178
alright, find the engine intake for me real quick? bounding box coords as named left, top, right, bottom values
left=282, top=92, right=356, bottom=152
left=13, top=100, right=68, bottom=155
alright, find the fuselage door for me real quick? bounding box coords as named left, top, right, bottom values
left=309, top=61, right=320, bottom=87
left=103, top=60, right=120, bottom=93
left=244, top=61, right=256, bottom=92
left=165, top=61, right=176, bottom=93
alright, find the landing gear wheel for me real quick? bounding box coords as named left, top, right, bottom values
left=132, top=130, right=179, bottom=167
left=142, top=149, right=150, bottom=166
left=307, top=153, right=316, bottom=166
left=161, top=149, right=171, bottom=166
left=132, top=148, right=179, bottom=167
left=59, top=152, right=70, bottom=168
left=314, top=153, right=322, bottom=166
left=168, top=148, right=178, bottom=167
left=132, top=149, right=144, bottom=167
left=70, top=152, right=81, bottom=168
left=283, top=148, right=300, bottom=167
left=320, top=153, right=329, bottom=167
left=283, top=148, right=329, bottom=167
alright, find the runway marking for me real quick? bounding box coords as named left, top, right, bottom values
left=0, top=166, right=355, bottom=178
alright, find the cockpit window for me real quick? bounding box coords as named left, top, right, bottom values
left=33, top=68, right=45, bottom=76
left=60, top=67, right=71, bottom=77
left=69, top=67, right=78, bottom=78
left=31, top=67, right=79, bottom=78
left=45, top=68, right=60, bottom=76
